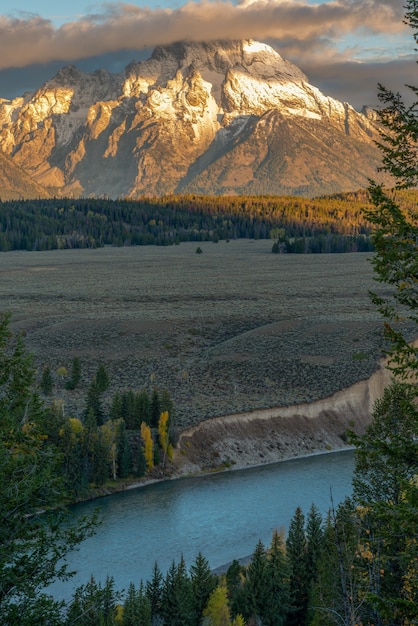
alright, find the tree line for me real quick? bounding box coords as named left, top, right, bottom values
left=0, top=189, right=414, bottom=253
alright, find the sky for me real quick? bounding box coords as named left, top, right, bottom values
left=0, top=0, right=416, bottom=110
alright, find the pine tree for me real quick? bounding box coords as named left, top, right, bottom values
left=117, top=419, right=132, bottom=478
left=84, top=378, right=105, bottom=426
left=364, top=0, right=418, bottom=380
left=265, top=529, right=290, bottom=626
left=151, top=388, right=161, bottom=428
left=65, top=356, right=82, bottom=390
left=161, top=558, right=194, bottom=626
left=137, top=390, right=151, bottom=426
left=95, top=363, right=110, bottom=393
left=146, top=561, right=163, bottom=623
left=225, top=560, right=245, bottom=619
left=110, top=390, right=123, bottom=421
left=350, top=382, right=418, bottom=625
left=242, top=539, right=270, bottom=624
left=40, top=365, right=54, bottom=395
left=190, top=552, right=217, bottom=626
left=123, top=582, right=141, bottom=626
left=286, top=507, right=309, bottom=626
left=0, top=313, right=96, bottom=624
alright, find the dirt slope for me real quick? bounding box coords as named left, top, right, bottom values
left=173, top=360, right=392, bottom=475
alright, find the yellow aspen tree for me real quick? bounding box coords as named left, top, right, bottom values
left=140, top=421, right=154, bottom=470
left=158, top=410, right=172, bottom=467
left=202, top=585, right=232, bottom=626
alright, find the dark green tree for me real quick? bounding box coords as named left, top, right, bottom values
left=117, top=419, right=132, bottom=478
left=84, top=378, right=105, bottom=426
left=123, top=581, right=151, bottom=626
left=364, top=0, right=418, bottom=380
left=146, top=561, right=163, bottom=622
left=241, top=539, right=270, bottom=624
left=40, top=364, right=54, bottom=395
left=350, top=382, right=418, bottom=625
left=265, top=530, right=290, bottom=626
left=306, top=503, right=324, bottom=592
left=0, top=313, right=96, bottom=625
left=225, top=560, right=245, bottom=618
left=65, top=356, right=82, bottom=390
left=95, top=363, right=110, bottom=393
left=110, top=390, right=123, bottom=421
left=134, top=438, right=147, bottom=478
left=286, top=506, right=309, bottom=626
left=310, top=502, right=362, bottom=626
left=189, top=551, right=217, bottom=626
left=65, top=575, right=120, bottom=625
left=150, top=388, right=161, bottom=428
left=161, top=557, right=194, bottom=626
left=137, top=389, right=151, bottom=426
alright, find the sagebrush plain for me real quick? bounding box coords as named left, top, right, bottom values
left=1, top=241, right=387, bottom=427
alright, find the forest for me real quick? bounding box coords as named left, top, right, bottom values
left=0, top=188, right=415, bottom=253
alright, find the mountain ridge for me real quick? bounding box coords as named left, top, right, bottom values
left=0, top=39, right=389, bottom=199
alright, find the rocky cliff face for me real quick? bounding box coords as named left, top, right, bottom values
left=0, top=40, right=386, bottom=198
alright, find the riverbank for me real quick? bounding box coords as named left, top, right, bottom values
left=172, top=357, right=391, bottom=476
left=78, top=356, right=391, bottom=504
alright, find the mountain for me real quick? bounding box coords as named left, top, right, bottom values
left=0, top=151, right=50, bottom=200
left=0, top=40, right=388, bottom=199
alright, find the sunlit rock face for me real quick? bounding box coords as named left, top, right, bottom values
left=0, top=40, right=386, bottom=198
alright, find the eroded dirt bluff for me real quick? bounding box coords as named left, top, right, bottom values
left=172, top=361, right=393, bottom=474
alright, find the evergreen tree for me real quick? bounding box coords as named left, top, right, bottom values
left=117, top=419, right=132, bottom=478
left=137, top=389, right=151, bottom=426
left=123, top=581, right=152, bottom=626
left=151, top=388, right=161, bottom=428
left=225, top=560, right=245, bottom=618
left=241, top=539, right=270, bottom=624
left=364, top=0, right=418, bottom=380
left=110, top=390, right=123, bottom=421
left=135, top=438, right=147, bottom=478
left=65, top=575, right=120, bottom=625
left=161, top=557, right=194, bottom=626
left=286, top=507, right=309, bottom=626
left=265, top=530, right=290, bottom=626
left=305, top=504, right=323, bottom=586
left=85, top=378, right=105, bottom=425
left=123, top=582, right=141, bottom=626
left=310, top=501, right=362, bottom=626
left=190, top=552, right=217, bottom=626
left=350, top=382, right=418, bottom=625
left=146, top=561, right=163, bottom=623
left=0, top=313, right=96, bottom=625
left=348, top=4, right=418, bottom=621
left=65, top=356, right=82, bottom=390
left=40, top=364, right=54, bottom=395
left=95, top=363, right=110, bottom=393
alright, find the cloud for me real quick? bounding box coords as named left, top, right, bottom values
left=0, top=0, right=409, bottom=71
left=0, top=0, right=414, bottom=109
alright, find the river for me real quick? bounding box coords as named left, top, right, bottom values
left=50, top=450, right=355, bottom=601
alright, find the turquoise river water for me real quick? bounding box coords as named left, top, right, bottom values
left=50, top=450, right=355, bottom=600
